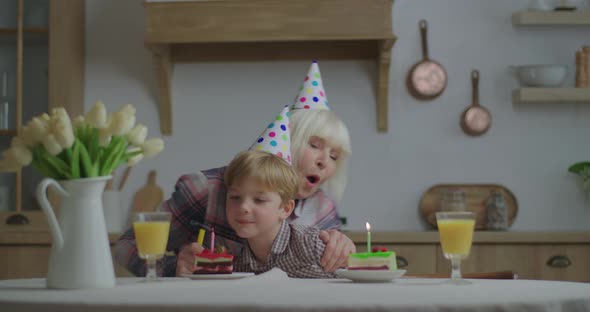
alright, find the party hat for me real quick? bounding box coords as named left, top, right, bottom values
left=249, top=105, right=291, bottom=164
left=291, top=61, right=330, bottom=110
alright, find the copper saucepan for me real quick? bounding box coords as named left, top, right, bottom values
left=460, top=70, right=491, bottom=136
left=407, top=19, right=447, bottom=101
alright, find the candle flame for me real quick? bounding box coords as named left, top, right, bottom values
left=366, top=222, right=371, bottom=231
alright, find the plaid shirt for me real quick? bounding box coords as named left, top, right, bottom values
left=234, top=221, right=336, bottom=278
left=113, top=166, right=341, bottom=277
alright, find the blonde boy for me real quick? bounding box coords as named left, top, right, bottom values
left=224, top=150, right=335, bottom=278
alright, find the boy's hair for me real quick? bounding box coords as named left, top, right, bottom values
left=290, top=109, right=351, bottom=202
left=224, top=150, right=299, bottom=204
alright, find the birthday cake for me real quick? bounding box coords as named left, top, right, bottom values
left=347, top=247, right=397, bottom=271
left=193, top=248, right=234, bottom=274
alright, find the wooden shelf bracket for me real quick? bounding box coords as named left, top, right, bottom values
left=149, top=44, right=173, bottom=135
left=144, top=0, right=396, bottom=134
left=377, top=38, right=395, bottom=132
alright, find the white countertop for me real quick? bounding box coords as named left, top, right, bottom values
left=1, top=269, right=589, bottom=312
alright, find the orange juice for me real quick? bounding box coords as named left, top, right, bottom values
left=133, top=221, right=170, bottom=257
left=437, top=219, right=475, bottom=257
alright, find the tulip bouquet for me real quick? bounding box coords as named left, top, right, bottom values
left=0, top=101, right=164, bottom=179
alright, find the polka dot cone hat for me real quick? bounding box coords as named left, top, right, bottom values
left=291, top=61, right=330, bottom=111
left=249, top=105, right=292, bottom=164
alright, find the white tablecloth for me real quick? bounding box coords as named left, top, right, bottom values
left=1, top=269, right=589, bottom=312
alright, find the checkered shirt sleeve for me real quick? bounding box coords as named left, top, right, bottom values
left=233, top=222, right=336, bottom=278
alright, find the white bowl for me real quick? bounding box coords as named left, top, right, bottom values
left=511, top=65, right=568, bottom=87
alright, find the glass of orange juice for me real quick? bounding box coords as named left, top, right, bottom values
left=436, top=211, right=476, bottom=285
left=133, top=212, right=171, bottom=282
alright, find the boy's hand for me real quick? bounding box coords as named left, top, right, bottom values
left=319, top=230, right=356, bottom=272
left=175, top=242, right=204, bottom=276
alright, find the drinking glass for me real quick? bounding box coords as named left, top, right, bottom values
left=133, top=212, right=171, bottom=282
left=436, top=211, right=476, bottom=285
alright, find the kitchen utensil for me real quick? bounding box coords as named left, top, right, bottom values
left=132, top=170, right=164, bottom=213
left=512, top=64, right=568, bottom=87
left=460, top=70, right=491, bottom=136
left=105, top=178, right=115, bottom=191
left=407, top=20, right=447, bottom=100
left=486, top=190, right=508, bottom=231
left=440, top=189, right=466, bottom=212
left=118, top=166, right=133, bottom=191
left=576, top=51, right=587, bottom=87
left=419, top=184, right=518, bottom=230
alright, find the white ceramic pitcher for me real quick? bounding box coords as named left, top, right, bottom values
left=36, top=176, right=116, bottom=289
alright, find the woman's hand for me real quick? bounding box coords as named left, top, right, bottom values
left=175, top=242, right=204, bottom=276
left=319, top=230, right=356, bottom=272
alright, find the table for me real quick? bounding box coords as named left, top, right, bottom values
left=1, top=270, right=589, bottom=312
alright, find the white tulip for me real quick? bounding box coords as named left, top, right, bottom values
left=141, top=138, right=164, bottom=158
left=126, top=146, right=143, bottom=166
left=109, top=111, right=135, bottom=136
left=119, top=104, right=136, bottom=117
left=127, top=124, right=147, bottom=146
left=72, top=115, right=86, bottom=129
left=40, top=113, right=50, bottom=122
left=127, top=153, right=144, bottom=166
left=27, top=117, right=48, bottom=144
left=0, top=146, right=31, bottom=167
left=10, top=136, right=27, bottom=149
left=52, top=107, right=69, bottom=120
left=98, top=127, right=112, bottom=147
left=53, top=120, right=75, bottom=149
left=11, top=145, right=32, bottom=166
left=43, top=134, right=63, bottom=156
left=20, top=126, right=38, bottom=147
left=85, top=100, right=108, bottom=128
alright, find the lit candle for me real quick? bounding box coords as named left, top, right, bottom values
left=196, top=228, right=205, bottom=246
left=366, top=222, right=371, bottom=253
left=210, top=228, right=215, bottom=252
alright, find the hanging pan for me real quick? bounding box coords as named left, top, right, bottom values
left=460, top=70, right=491, bottom=136
left=407, top=19, right=447, bottom=100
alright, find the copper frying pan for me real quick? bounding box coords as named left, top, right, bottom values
left=460, top=70, right=491, bottom=136
left=407, top=20, right=447, bottom=100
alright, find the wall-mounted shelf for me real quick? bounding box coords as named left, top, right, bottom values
left=512, top=11, right=590, bottom=26
left=0, top=28, right=49, bottom=44
left=512, top=88, right=590, bottom=104
left=0, top=129, right=17, bottom=137
left=0, top=28, right=49, bottom=34
left=144, top=0, right=396, bottom=134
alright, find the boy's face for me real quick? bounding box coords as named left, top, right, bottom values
left=226, top=177, right=294, bottom=241
left=296, top=135, right=340, bottom=198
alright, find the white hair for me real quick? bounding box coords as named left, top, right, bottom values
left=290, top=109, right=351, bottom=201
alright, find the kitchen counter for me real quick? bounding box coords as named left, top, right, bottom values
left=345, top=230, right=590, bottom=244
left=2, top=228, right=589, bottom=245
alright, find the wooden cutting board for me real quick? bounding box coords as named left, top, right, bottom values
left=132, top=170, right=164, bottom=213
left=419, top=184, right=518, bottom=230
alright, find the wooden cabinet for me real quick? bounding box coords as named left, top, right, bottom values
left=2, top=230, right=588, bottom=281
left=0, top=229, right=132, bottom=279
left=349, top=231, right=590, bottom=282
left=0, top=0, right=84, bottom=225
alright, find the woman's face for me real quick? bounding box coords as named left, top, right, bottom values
left=296, top=135, right=340, bottom=199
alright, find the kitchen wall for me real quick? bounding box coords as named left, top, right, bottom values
left=85, top=0, right=590, bottom=231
